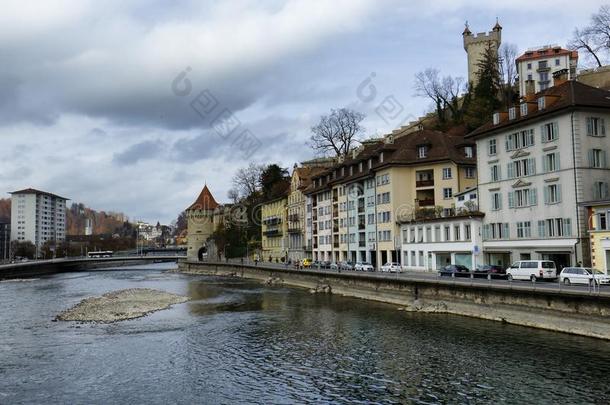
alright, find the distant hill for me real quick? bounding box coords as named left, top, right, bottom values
left=0, top=198, right=132, bottom=236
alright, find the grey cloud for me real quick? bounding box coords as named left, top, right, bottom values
left=112, top=140, right=165, bottom=166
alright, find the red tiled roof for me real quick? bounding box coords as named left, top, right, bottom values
left=186, top=185, right=219, bottom=211
left=9, top=188, right=69, bottom=200
left=516, top=47, right=578, bottom=62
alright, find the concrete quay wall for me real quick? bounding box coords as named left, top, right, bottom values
left=179, top=261, right=610, bottom=340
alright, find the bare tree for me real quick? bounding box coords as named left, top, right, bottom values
left=499, top=43, right=518, bottom=106
left=414, top=68, right=466, bottom=125
left=232, top=163, right=264, bottom=198
left=568, top=5, right=610, bottom=68
left=310, top=108, right=365, bottom=157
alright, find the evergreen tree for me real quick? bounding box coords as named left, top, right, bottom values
left=464, top=43, right=502, bottom=130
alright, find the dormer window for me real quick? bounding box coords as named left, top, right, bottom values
left=341, top=167, right=345, bottom=176
left=349, top=166, right=353, bottom=176
left=368, top=158, right=372, bottom=169
left=464, top=146, right=473, bottom=158
left=520, top=103, right=528, bottom=117
left=380, top=152, right=384, bottom=163
left=493, top=112, right=500, bottom=125
left=509, top=107, right=516, bottom=120
left=418, top=145, right=428, bottom=158
left=359, top=162, right=363, bottom=172
left=538, top=97, right=545, bottom=110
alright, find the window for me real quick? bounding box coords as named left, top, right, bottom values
left=538, top=60, right=547, bottom=69
left=483, top=223, right=510, bottom=240
left=543, top=152, right=559, bottom=172
left=465, top=167, right=475, bottom=179
left=378, top=230, right=391, bottom=241
left=465, top=146, right=473, bottom=158
left=376, top=192, right=390, bottom=205
left=520, top=103, right=528, bottom=117
left=377, top=211, right=391, bottom=223
left=539, top=218, right=571, bottom=237
left=442, top=167, right=452, bottom=179
left=527, top=74, right=533, bottom=81
left=589, top=149, right=607, bottom=168
left=517, top=221, right=532, bottom=238
left=465, top=224, right=471, bottom=240
left=490, top=164, right=501, bottom=182
left=586, top=117, right=606, bottom=137
left=508, top=107, right=516, bottom=120
left=418, top=145, right=428, bottom=158
left=539, top=72, right=549, bottom=82
left=508, top=188, right=537, bottom=208
left=493, top=113, right=500, bottom=125
left=540, top=122, right=558, bottom=142
left=594, top=182, right=609, bottom=200
left=488, top=139, right=497, bottom=155
left=598, top=212, right=608, bottom=230
left=538, top=97, right=545, bottom=110
left=454, top=225, right=461, bottom=241
left=444, top=226, right=451, bottom=241
left=443, top=188, right=453, bottom=199
left=376, top=174, right=390, bottom=186
left=491, top=192, right=502, bottom=210
left=505, top=129, right=535, bottom=151
left=507, top=158, right=536, bottom=179
left=555, top=58, right=560, bottom=66
left=544, top=184, right=562, bottom=204
left=527, top=63, right=532, bottom=70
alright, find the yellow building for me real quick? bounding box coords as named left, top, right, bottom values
left=584, top=201, right=610, bottom=273
left=261, top=194, right=288, bottom=263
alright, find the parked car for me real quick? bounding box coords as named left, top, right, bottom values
left=438, top=264, right=470, bottom=277
left=354, top=261, right=375, bottom=272
left=329, top=262, right=339, bottom=270
left=321, top=261, right=331, bottom=269
left=506, top=260, right=557, bottom=282
left=475, top=264, right=506, bottom=277
left=338, top=261, right=354, bottom=271
left=301, top=258, right=311, bottom=268
left=311, top=260, right=322, bottom=269
left=560, top=267, right=610, bottom=285
left=380, top=262, right=402, bottom=272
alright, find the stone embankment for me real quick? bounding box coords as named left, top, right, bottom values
left=56, top=288, right=189, bottom=322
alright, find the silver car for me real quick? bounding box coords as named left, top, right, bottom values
left=560, top=267, right=610, bottom=285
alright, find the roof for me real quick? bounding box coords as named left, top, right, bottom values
left=304, top=129, right=476, bottom=195
left=454, top=186, right=478, bottom=197
left=186, top=185, right=219, bottom=211
left=9, top=188, right=69, bottom=200
left=579, top=200, right=610, bottom=208
left=466, top=80, right=610, bottom=139
left=516, top=47, right=578, bottom=63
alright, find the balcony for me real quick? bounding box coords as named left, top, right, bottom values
left=264, top=229, right=282, bottom=237
left=288, top=227, right=302, bottom=234
left=418, top=198, right=435, bottom=207
left=358, top=222, right=365, bottom=230
left=333, top=225, right=339, bottom=233
left=288, top=213, right=300, bottom=222
left=358, top=240, right=366, bottom=248
left=416, top=179, right=434, bottom=188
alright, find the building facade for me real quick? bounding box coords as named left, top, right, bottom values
left=516, top=45, right=578, bottom=95
left=0, top=221, right=10, bottom=262
left=305, top=130, right=477, bottom=269
left=9, top=188, right=68, bottom=256
left=583, top=201, right=610, bottom=273
left=467, top=80, right=610, bottom=269
left=186, top=185, right=219, bottom=261
left=462, top=21, right=501, bottom=86
left=261, top=195, right=288, bottom=262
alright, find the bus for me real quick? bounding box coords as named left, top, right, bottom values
left=87, top=251, right=113, bottom=258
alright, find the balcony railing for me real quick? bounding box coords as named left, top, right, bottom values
left=264, top=229, right=282, bottom=237
left=288, top=227, right=302, bottom=234
left=416, top=179, right=434, bottom=187
left=358, top=223, right=365, bottom=230
left=358, top=241, right=366, bottom=247
left=418, top=198, right=435, bottom=207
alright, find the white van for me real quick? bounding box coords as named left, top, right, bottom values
left=506, top=260, right=557, bottom=282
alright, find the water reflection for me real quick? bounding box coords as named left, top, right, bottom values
left=0, top=264, right=609, bottom=404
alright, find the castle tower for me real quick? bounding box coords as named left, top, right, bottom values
left=462, top=20, right=502, bottom=87
left=186, top=184, right=219, bottom=261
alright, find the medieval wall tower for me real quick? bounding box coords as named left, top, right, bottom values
left=186, top=184, right=219, bottom=260
left=462, top=20, right=502, bottom=87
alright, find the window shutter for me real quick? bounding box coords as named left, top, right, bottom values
left=563, top=218, right=572, bottom=236
left=508, top=191, right=515, bottom=208
left=543, top=186, right=549, bottom=204
left=530, top=158, right=536, bottom=174
left=553, top=122, right=559, bottom=140
left=602, top=150, right=607, bottom=169
left=503, top=223, right=509, bottom=239
left=529, top=129, right=535, bottom=145
left=543, top=155, right=548, bottom=173
left=587, top=117, right=593, bottom=136
left=530, top=188, right=537, bottom=206
left=540, top=125, right=546, bottom=142
left=505, top=135, right=510, bottom=151
left=604, top=182, right=609, bottom=199
left=602, top=118, right=606, bottom=136
left=507, top=163, right=515, bottom=179
left=588, top=149, right=594, bottom=167
left=538, top=220, right=545, bottom=237
left=556, top=152, right=560, bottom=170
left=497, top=165, right=502, bottom=180
left=557, top=184, right=562, bottom=203
left=594, top=183, right=601, bottom=200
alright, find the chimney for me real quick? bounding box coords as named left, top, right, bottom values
left=524, top=79, right=536, bottom=101
left=553, top=68, right=569, bottom=87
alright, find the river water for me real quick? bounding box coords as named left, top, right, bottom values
left=1, top=262, right=609, bottom=404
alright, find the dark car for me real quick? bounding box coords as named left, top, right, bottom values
left=439, top=264, right=470, bottom=277
left=475, top=264, right=506, bottom=277
left=321, top=261, right=332, bottom=269
left=311, top=260, right=322, bottom=269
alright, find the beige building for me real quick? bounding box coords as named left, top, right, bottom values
left=305, top=129, right=477, bottom=268
left=462, top=20, right=501, bottom=86
left=186, top=185, right=220, bottom=261
left=583, top=201, right=610, bottom=273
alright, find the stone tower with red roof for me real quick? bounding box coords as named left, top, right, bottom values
left=186, top=184, right=220, bottom=260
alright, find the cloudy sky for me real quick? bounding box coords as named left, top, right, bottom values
left=0, top=0, right=603, bottom=223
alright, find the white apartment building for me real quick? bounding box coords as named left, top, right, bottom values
left=10, top=188, right=68, bottom=254
left=516, top=45, right=578, bottom=95
left=467, top=80, right=610, bottom=269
